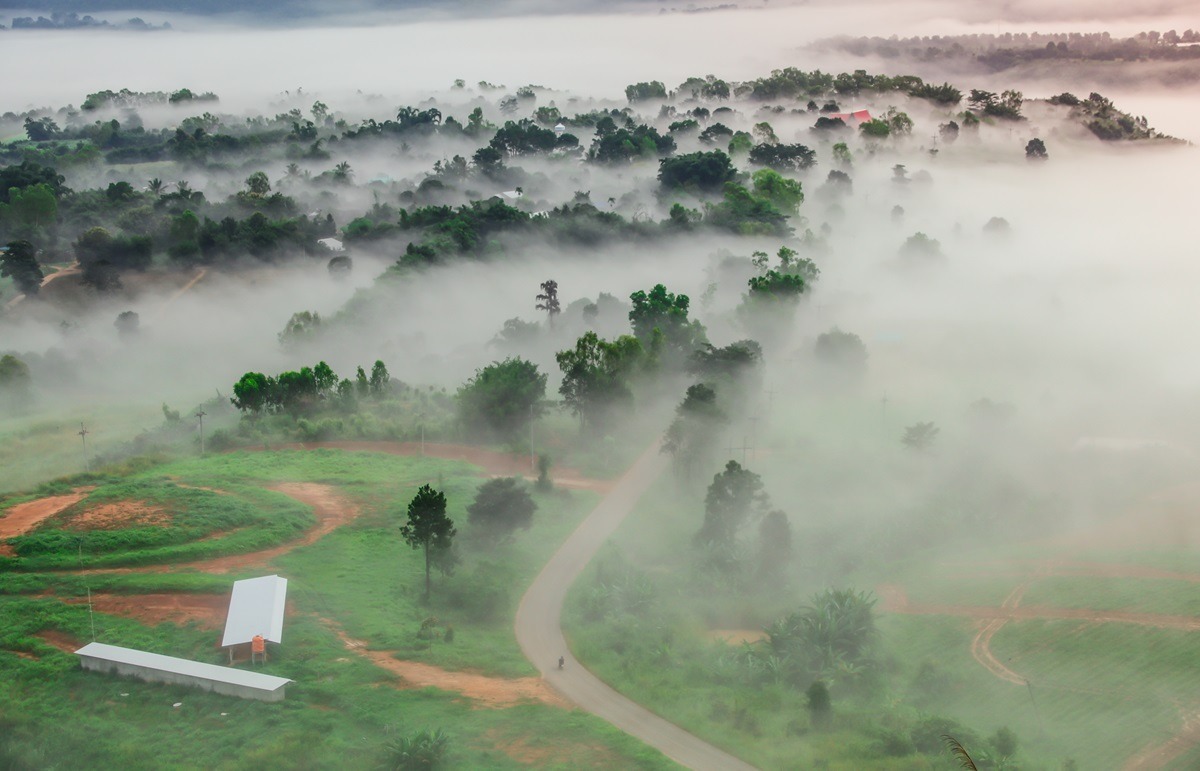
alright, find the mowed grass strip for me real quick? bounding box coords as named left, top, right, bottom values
left=1020, top=575, right=1200, bottom=617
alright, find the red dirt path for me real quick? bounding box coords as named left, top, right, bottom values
left=0, top=489, right=92, bottom=539
left=328, top=623, right=567, bottom=709
left=64, top=593, right=227, bottom=629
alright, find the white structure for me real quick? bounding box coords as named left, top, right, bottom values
left=317, top=237, right=345, bottom=253
left=553, top=122, right=566, bottom=137
left=222, top=575, right=288, bottom=658
left=76, top=642, right=292, bottom=702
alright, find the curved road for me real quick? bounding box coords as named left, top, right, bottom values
left=514, top=443, right=757, bottom=771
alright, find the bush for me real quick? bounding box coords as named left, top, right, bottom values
left=383, top=728, right=450, bottom=770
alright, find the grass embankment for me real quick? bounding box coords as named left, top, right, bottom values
left=0, top=448, right=677, bottom=769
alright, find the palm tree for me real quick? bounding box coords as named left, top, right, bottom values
left=147, top=178, right=165, bottom=196
left=332, top=161, right=352, bottom=184
left=284, top=163, right=301, bottom=179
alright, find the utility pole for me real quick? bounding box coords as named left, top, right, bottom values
left=195, top=409, right=207, bottom=455
left=529, top=403, right=536, bottom=474
left=87, top=586, right=96, bottom=642
left=78, top=423, right=90, bottom=472
left=746, top=416, right=759, bottom=459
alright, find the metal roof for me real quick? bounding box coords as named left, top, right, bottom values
left=221, top=575, right=287, bottom=647
left=76, top=642, right=292, bottom=691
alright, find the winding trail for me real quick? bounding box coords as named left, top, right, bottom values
left=514, top=443, right=756, bottom=771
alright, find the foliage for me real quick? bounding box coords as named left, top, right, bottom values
left=696, top=460, right=768, bottom=549
left=657, top=150, right=736, bottom=192
left=0, top=240, right=43, bottom=296
left=629, top=283, right=708, bottom=368
left=555, top=331, right=646, bottom=435
left=383, top=728, right=450, bottom=770
left=455, top=357, right=546, bottom=442
left=662, top=383, right=727, bottom=482
left=747, top=142, right=816, bottom=172
left=466, top=477, right=537, bottom=542
left=1025, top=137, right=1049, bottom=160
left=400, top=485, right=457, bottom=600
left=901, top=422, right=940, bottom=451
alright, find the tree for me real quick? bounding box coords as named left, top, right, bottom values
left=400, top=485, right=457, bottom=600
left=556, top=331, right=645, bottom=434
left=628, top=284, right=708, bottom=368
left=114, top=310, right=140, bottom=339
left=535, top=279, right=560, bottom=326
left=0, top=355, right=33, bottom=413
left=7, top=183, right=58, bottom=230
left=466, top=477, right=537, bottom=541
left=806, top=681, right=832, bottom=729
left=278, top=311, right=322, bottom=349
left=370, top=360, right=390, bottom=395
left=991, top=726, right=1018, bottom=759
left=696, top=460, right=767, bottom=548
left=750, top=169, right=803, bottom=213
left=662, top=383, right=727, bottom=482
left=748, top=143, right=816, bottom=172
left=624, top=81, right=668, bottom=102
left=0, top=240, right=44, bottom=297
left=657, top=151, right=736, bottom=192
left=902, top=422, right=939, bottom=451
left=231, top=372, right=275, bottom=413
left=814, top=328, right=868, bottom=381
left=1025, top=137, right=1048, bottom=160
left=457, top=358, right=546, bottom=441
left=245, top=171, right=271, bottom=196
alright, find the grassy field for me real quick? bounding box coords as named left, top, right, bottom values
left=562, top=448, right=1200, bottom=771
left=0, top=448, right=678, bottom=770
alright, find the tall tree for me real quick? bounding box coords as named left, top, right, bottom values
left=696, top=460, right=768, bottom=548
left=662, top=383, right=727, bottom=482
left=0, top=240, right=44, bottom=297
left=0, top=354, right=33, bottom=413
left=556, top=331, right=645, bottom=434
left=535, top=280, right=561, bottom=326
left=628, top=284, right=707, bottom=368
left=400, top=485, right=457, bottom=600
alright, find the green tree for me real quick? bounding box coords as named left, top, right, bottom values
left=556, top=331, right=645, bottom=434
left=0, top=354, right=33, bottom=413
left=1025, top=137, right=1048, bottom=160
left=535, top=279, right=560, bottom=326
left=278, top=311, right=322, bottom=349
left=400, top=485, right=457, bottom=600
left=456, top=358, right=546, bottom=442
left=662, top=383, right=727, bottom=482
left=806, top=681, right=832, bottom=729
left=750, top=169, right=803, bottom=213
left=628, top=284, right=708, bottom=368
left=696, top=460, right=767, bottom=548
left=624, top=81, right=668, bottom=102
left=657, top=151, right=736, bottom=192
left=245, top=171, right=271, bottom=196
left=814, top=328, right=868, bottom=381
left=369, top=360, right=390, bottom=395
left=466, top=477, right=537, bottom=541
left=231, top=372, right=275, bottom=413
left=0, top=240, right=44, bottom=297
left=7, top=183, right=58, bottom=230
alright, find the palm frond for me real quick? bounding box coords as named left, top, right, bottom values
left=942, top=735, right=979, bottom=771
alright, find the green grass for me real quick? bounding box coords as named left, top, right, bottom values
left=0, top=596, right=675, bottom=770
left=1021, top=575, right=1200, bottom=616
left=0, top=448, right=679, bottom=769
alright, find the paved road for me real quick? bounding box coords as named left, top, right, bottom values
left=514, top=443, right=758, bottom=771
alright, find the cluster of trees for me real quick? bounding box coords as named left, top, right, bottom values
left=1050, top=92, right=1168, bottom=140
left=819, top=30, right=1200, bottom=72
left=230, top=360, right=390, bottom=415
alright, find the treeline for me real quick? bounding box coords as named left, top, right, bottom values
left=816, top=31, right=1200, bottom=72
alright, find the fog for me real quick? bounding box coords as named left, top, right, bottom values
left=3, top=0, right=1200, bottom=765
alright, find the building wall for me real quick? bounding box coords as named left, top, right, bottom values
left=79, top=655, right=287, bottom=702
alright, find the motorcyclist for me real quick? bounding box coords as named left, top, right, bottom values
left=557, top=655, right=565, bottom=670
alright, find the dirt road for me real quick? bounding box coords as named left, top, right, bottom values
left=514, top=443, right=757, bottom=771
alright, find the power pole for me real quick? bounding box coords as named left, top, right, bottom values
left=529, top=403, right=536, bottom=474
left=87, top=586, right=96, bottom=642
left=746, top=416, right=759, bottom=459
left=195, top=409, right=207, bottom=455
left=78, top=423, right=90, bottom=472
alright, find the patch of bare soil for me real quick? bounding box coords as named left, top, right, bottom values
left=0, top=488, right=93, bottom=540
left=64, top=593, right=226, bottom=629
left=706, top=629, right=767, bottom=645
left=35, top=629, right=80, bottom=654
left=264, top=441, right=613, bottom=493
left=2, top=650, right=38, bottom=661
left=67, top=502, right=171, bottom=531
left=328, top=624, right=566, bottom=709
